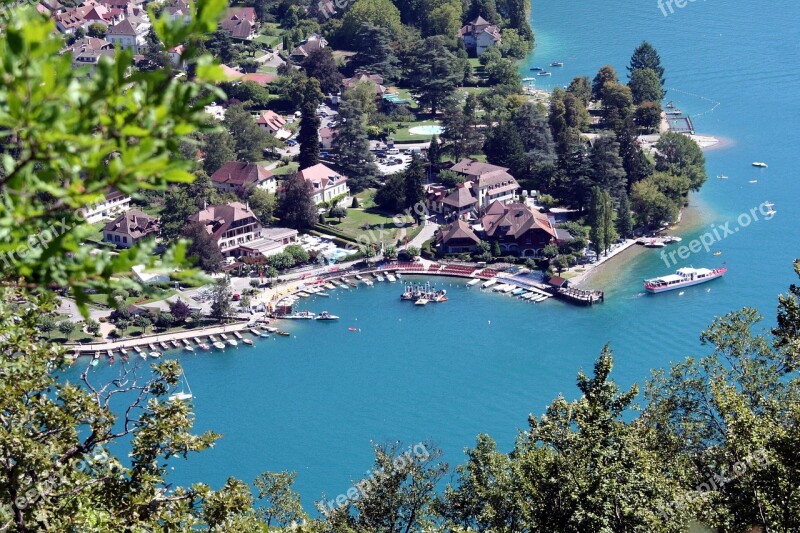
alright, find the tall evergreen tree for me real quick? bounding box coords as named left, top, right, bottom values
left=592, top=65, right=619, bottom=101
left=616, top=191, right=634, bottom=238
left=590, top=136, right=626, bottom=202
left=404, top=154, right=426, bottom=222
left=332, top=99, right=379, bottom=191
left=628, top=40, right=666, bottom=88
left=278, top=174, right=318, bottom=230
left=349, top=23, right=400, bottom=82
left=483, top=120, right=525, bottom=178
left=297, top=101, right=320, bottom=170
left=616, top=117, right=653, bottom=188
left=412, top=36, right=459, bottom=115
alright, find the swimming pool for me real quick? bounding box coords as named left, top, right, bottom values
left=408, top=125, right=443, bottom=136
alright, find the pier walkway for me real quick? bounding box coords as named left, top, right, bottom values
left=67, top=320, right=251, bottom=355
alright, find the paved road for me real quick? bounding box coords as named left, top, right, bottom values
left=404, top=220, right=439, bottom=250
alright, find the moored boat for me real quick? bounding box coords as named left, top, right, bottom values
left=643, top=266, right=727, bottom=294
left=212, top=341, right=226, bottom=349
left=243, top=338, right=254, bottom=346
left=314, top=311, right=340, bottom=321
left=284, top=311, right=315, bottom=319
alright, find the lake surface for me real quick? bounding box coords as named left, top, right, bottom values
left=63, top=0, right=800, bottom=512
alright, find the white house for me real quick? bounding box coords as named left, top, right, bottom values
left=210, top=162, right=277, bottom=196
left=105, top=12, right=150, bottom=52
left=79, top=190, right=131, bottom=223
left=297, top=163, right=349, bottom=206
left=450, top=158, right=520, bottom=209
left=459, top=16, right=502, bottom=57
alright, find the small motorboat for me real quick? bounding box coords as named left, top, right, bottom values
left=226, top=339, right=238, bottom=347
left=184, top=345, right=195, bottom=352
left=550, top=61, right=563, bottom=67
left=666, top=101, right=676, bottom=109
left=665, top=109, right=683, bottom=115
left=198, top=343, right=211, bottom=350
left=522, top=77, right=536, bottom=82
left=749, top=180, right=758, bottom=184
left=752, top=162, right=768, bottom=168
left=213, top=342, right=226, bottom=349
left=530, top=66, right=543, bottom=71
left=716, top=174, right=728, bottom=179
left=149, top=351, right=161, bottom=358
left=315, top=311, right=340, bottom=321
left=259, top=331, right=270, bottom=338
left=415, top=298, right=429, bottom=306
left=538, top=71, right=552, bottom=77
left=713, top=251, right=722, bottom=256
left=348, top=327, right=359, bottom=332
left=317, top=291, right=330, bottom=297
left=243, top=338, right=253, bottom=346
left=276, top=331, right=290, bottom=337
left=644, top=239, right=666, bottom=248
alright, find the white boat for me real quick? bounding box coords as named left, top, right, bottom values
left=355, top=274, right=363, bottom=280
left=169, top=391, right=193, bottom=402
left=414, top=298, right=429, bottom=306
left=226, top=339, right=238, bottom=347
left=184, top=345, right=195, bottom=352
left=482, top=278, right=498, bottom=289
left=318, top=291, right=330, bottom=297
left=149, top=351, right=161, bottom=358
left=314, top=311, right=340, bottom=321
left=213, top=342, right=226, bottom=350
left=375, top=274, right=385, bottom=282
left=169, top=371, right=193, bottom=402
left=550, top=61, right=563, bottom=67
left=644, top=266, right=727, bottom=294
left=522, top=77, right=536, bottom=82
left=284, top=311, right=315, bottom=319
left=386, top=273, right=397, bottom=282
left=716, top=174, right=728, bottom=179
left=198, top=343, right=211, bottom=350
left=749, top=180, right=758, bottom=184
left=538, top=71, right=552, bottom=76
left=243, top=338, right=254, bottom=346
left=752, top=162, right=768, bottom=168
left=363, top=279, right=374, bottom=286
left=467, top=279, right=481, bottom=287
left=644, top=239, right=666, bottom=248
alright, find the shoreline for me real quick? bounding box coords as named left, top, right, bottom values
left=574, top=192, right=714, bottom=289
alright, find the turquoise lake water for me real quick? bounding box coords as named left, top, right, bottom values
left=62, top=0, right=800, bottom=512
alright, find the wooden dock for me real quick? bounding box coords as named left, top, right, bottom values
left=555, top=286, right=605, bottom=306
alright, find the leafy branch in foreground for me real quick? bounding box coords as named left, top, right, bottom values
left=0, top=1, right=228, bottom=313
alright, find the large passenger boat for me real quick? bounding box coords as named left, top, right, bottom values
left=643, top=266, right=727, bottom=294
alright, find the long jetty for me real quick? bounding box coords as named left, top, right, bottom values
left=66, top=320, right=251, bottom=355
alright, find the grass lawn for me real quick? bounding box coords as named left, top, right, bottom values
left=270, top=162, right=299, bottom=176
left=390, top=118, right=442, bottom=142
left=256, top=64, right=279, bottom=74
left=353, top=189, right=378, bottom=209
left=88, top=288, right=178, bottom=308
left=322, top=193, right=418, bottom=245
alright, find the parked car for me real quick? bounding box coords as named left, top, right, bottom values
left=232, top=293, right=241, bottom=301
left=286, top=139, right=297, bottom=146
left=320, top=151, right=331, bottom=158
